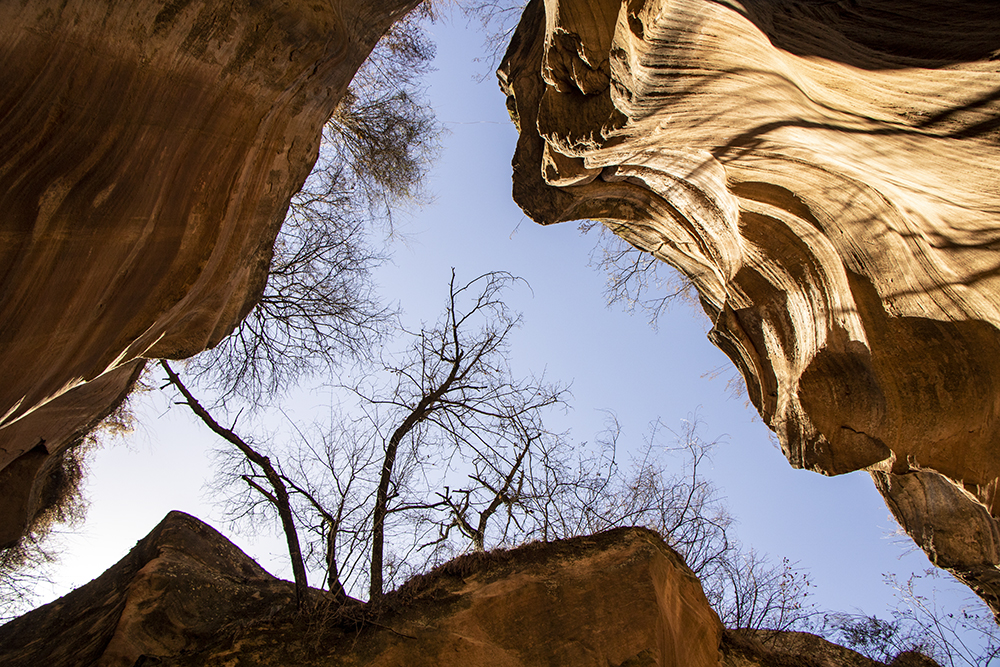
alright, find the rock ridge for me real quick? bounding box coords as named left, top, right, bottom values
left=0, top=512, right=893, bottom=667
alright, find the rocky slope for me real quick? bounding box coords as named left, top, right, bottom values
left=0, top=512, right=890, bottom=667
left=499, top=0, right=1000, bottom=614
left=0, top=0, right=418, bottom=548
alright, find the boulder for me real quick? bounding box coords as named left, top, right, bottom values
left=0, top=511, right=298, bottom=667
left=499, top=0, right=1000, bottom=613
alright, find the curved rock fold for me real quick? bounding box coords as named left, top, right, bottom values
left=500, top=0, right=1000, bottom=614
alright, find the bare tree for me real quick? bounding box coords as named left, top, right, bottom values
left=0, top=444, right=89, bottom=621
left=185, top=13, right=440, bottom=407
left=820, top=571, right=1000, bottom=667
left=431, top=419, right=540, bottom=553
left=169, top=270, right=568, bottom=601
left=276, top=418, right=378, bottom=599
left=0, top=379, right=144, bottom=620
left=495, top=415, right=735, bottom=576
left=461, top=0, right=530, bottom=74
left=716, top=551, right=815, bottom=634
left=352, top=269, right=568, bottom=598
left=579, top=221, right=698, bottom=330
left=326, top=9, right=438, bottom=217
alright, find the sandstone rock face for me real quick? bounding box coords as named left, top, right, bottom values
left=0, top=0, right=416, bottom=546
left=0, top=515, right=724, bottom=667
left=499, top=0, right=1000, bottom=612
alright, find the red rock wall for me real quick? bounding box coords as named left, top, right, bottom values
left=0, top=0, right=417, bottom=545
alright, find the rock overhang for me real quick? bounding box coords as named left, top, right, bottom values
left=499, top=0, right=1000, bottom=615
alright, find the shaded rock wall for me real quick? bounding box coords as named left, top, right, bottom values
left=0, top=512, right=883, bottom=667
left=0, top=514, right=723, bottom=667
left=0, top=0, right=417, bottom=546
left=499, top=0, right=1000, bottom=613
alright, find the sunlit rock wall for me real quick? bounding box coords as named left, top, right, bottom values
left=500, top=0, right=1000, bottom=614
left=0, top=0, right=417, bottom=547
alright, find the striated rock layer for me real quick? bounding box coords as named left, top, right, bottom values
left=499, top=0, right=1000, bottom=613
left=0, top=512, right=884, bottom=667
left=0, top=0, right=417, bottom=546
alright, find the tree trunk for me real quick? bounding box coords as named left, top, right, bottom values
left=160, top=361, right=309, bottom=609
left=369, top=363, right=460, bottom=598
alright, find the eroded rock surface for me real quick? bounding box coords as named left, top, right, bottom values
left=500, top=0, right=1000, bottom=612
left=0, top=0, right=417, bottom=546
left=0, top=515, right=725, bottom=667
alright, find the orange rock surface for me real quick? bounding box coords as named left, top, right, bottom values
left=0, top=0, right=417, bottom=546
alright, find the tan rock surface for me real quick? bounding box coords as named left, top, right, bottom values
left=0, top=0, right=417, bottom=545
left=500, top=0, right=1000, bottom=613
left=0, top=515, right=724, bottom=667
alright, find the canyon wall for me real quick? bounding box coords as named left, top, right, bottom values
left=499, top=0, right=1000, bottom=614
left=0, top=0, right=417, bottom=547
left=0, top=512, right=882, bottom=667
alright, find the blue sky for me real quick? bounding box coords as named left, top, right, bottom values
left=34, top=11, right=988, bottom=641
